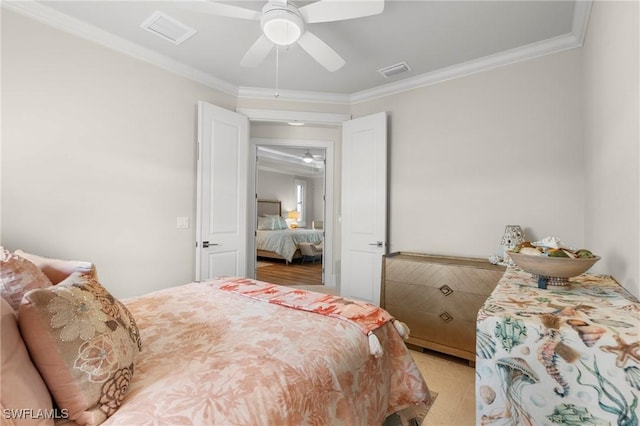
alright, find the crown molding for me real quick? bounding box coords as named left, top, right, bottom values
left=241, top=0, right=591, bottom=105
left=237, top=108, right=350, bottom=125
left=571, top=0, right=593, bottom=46
left=237, top=87, right=351, bottom=105
left=2, top=0, right=238, bottom=96
left=4, top=0, right=591, bottom=106
left=350, top=32, right=582, bottom=104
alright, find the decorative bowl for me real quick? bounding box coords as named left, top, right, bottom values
left=508, top=252, right=601, bottom=286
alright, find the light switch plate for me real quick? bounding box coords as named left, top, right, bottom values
left=176, top=216, right=189, bottom=229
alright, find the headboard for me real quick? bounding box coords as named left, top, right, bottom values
left=257, top=200, right=281, bottom=217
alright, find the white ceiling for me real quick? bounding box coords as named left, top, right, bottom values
left=258, top=146, right=325, bottom=177
left=5, top=1, right=589, bottom=103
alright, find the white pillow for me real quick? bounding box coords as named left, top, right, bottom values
left=257, top=217, right=271, bottom=230
left=258, top=215, right=288, bottom=230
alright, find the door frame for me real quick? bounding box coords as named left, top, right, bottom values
left=248, top=137, right=335, bottom=287
left=237, top=108, right=350, bottom=126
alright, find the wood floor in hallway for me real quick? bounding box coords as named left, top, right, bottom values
left=255, top=258, right=323, bottom=286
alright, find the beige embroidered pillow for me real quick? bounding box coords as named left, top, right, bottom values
left=1, top=298, right=55, bottom=426
left=0, top=246, right=53, bottom=311
left=19, top=273, right=141, bottom=426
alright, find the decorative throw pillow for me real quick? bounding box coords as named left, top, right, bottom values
left=1, top=298, right=55, bottom=426
left=257, top=216, right=272, bottom=230
left=0, top=246, right=53, bottom=311
left=0, top=401, right=16, bottom=426
left=260, top=215, right=288, bottom=230
left=258, top=216, right=282, bottom=230
left=19, top=272, right=141, bottom=426
left=14, top=250, right=96, bottom=285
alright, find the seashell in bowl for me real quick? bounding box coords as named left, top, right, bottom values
left=508, top=252, right=600, bottom=286
left=531, top=236, right=575, bottom=250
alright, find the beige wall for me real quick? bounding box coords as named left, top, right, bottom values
left=352, top=49, right=585, bottom=262
left=582, top=1, right=639, bottom=297
left=1, top=10, right=235, bottom=298
left=349, top=1, right=639, bottom=298
left=3, top=2, right=638, bottom=299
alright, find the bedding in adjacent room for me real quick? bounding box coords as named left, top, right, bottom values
left=256, top=228, right=324, bottom=262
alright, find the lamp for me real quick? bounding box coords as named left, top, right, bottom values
left=500, top=225, right=525, bottom=265
left=302, top=152, right=314, bottom=163
left=261, top=4, right=304, bottom=46
left=287, top=210, right=300, bottom=229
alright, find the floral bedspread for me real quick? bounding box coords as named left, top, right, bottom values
left=213, top=277, right=397, bottom=356
left=476, top=267, right=640, bottom=426
left=87, top=279, right=430, bottom=425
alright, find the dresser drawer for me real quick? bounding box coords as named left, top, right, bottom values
left=384, top=256, right=502, bottom=296
left=385, top=281, right=487, bottom=323
left=382, top=252, right=505, bottom=362
left=386, top=301, right=477, bottom=351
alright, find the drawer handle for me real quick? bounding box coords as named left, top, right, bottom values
left=439, top=312, right=453, bottom=323
left=439, top=284, right=453, bottom=296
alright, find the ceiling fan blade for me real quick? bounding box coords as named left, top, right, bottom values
left=178, top=0, right=260, bottom=20
left=299, top=0, right=384, bottom=24
left=240, top=35, right=274, bottom=67
left=297, top=31, right=345, bottom=72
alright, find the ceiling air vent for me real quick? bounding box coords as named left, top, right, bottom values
left=140, top=11, right=197, bottom=45
left=378, top=61, right=411, bottom=78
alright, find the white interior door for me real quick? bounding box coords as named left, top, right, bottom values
left=340, top=112, right=387, bottom=305
left=196, top=101, right=248, bottom=281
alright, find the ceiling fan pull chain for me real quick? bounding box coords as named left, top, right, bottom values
left=274, top=47, right=279, bottom=98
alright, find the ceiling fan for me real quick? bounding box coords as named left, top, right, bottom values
left=182, top=0, right=385, bottom=72
left=302, top=151, right=324, bottom=163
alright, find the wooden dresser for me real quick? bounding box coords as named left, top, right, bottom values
left=381, top=252, right=505, bottom=363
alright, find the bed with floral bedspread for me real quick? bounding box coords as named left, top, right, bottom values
left=3, top=248, right=431, bottom=426
left=94, top=278, right=431, bottom=425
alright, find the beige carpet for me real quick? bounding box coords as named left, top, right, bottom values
left=383, top=391, right=438, bottom=426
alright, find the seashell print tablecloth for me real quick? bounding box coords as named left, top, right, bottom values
left=476, top=267, right=640, bottom=426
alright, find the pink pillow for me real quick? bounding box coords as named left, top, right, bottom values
left=19, top=273, right=140, bottom=426
left=14, top=250, right=95, bottom=285
left=1, top=298, right=54, bottom=426
left=0, top=247, right=52, bottom=311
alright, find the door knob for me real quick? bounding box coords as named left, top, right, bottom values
left=368, top=241, right=383, bottom=247
left=202, top=241, right=219, bottom=248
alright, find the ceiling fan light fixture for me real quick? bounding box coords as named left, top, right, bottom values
left=261, top=4, right=304, bottom=46
left=302, top=152, right=314, bottom=163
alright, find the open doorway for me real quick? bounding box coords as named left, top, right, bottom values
left=247, top=135, right=335, bottom=288
left=254, top=145, right=326, bottom=286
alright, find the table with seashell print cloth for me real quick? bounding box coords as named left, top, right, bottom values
left=475, top=266, right=640, bottom=426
